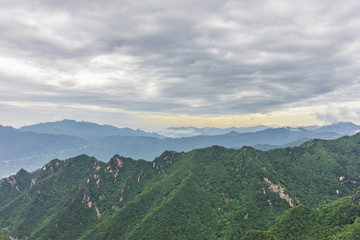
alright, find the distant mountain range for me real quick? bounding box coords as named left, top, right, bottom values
left=315, top=121, right=360, bottom=135
left=166, top=125, right=271, bottom=137
left=167, top=122, right=360, bottom=137
left=0, top=125, right=86, bottom=177
left=0, top=120, right=360, bottom=177
left=1, top=134, right=360, bottom=239
left=19, top=119, right=164, bottom=139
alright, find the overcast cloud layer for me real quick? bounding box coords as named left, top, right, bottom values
left=0, top=0, right=360, bottom=128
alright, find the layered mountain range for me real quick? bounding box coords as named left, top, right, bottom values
left=1, top=133, right=360, bottom=239
left=1, top=120, right=360, bottom=177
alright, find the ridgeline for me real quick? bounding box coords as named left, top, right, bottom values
left=1, top=133, right=360, bottom=239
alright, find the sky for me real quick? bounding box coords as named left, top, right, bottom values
left=0, top=0, right=360, bottom=131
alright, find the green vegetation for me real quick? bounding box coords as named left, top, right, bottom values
left=1, top=133, right=360, bottom=239
left=246, top=192, right=360, bottom=239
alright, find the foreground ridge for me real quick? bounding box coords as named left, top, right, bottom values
left=1, top=134, right=360, bottom=239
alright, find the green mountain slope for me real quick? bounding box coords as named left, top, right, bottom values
left=1, top=133, right=360, bottom=239
left=241, top=192, right=360, bottom=240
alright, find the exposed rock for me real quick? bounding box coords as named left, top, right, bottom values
left=114, top=156, right=123, bottom=168
left=95, top=205, right=101, bottom=219
left=113, top=169, right=119, bottom=179
left=92, top=163, right=101, bottom=171
left=137, top=171, right=143, bottom=183
left=31, top=178, right=37, bottom=186
left=112, top=205, right=120, bottom=211
left=264, top=177, right=295, bottom=208
left=338, top=176, right=360, bottom=185
left=82, top=193, right=92, bottom=208
left=105, top=165, right=113, bottom=173
left=7, top=176, right=17, bottom=187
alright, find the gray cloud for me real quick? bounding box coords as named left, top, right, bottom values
left=316, top=107, right=360, bottom=124
left=0, top=0, right=360, bottom=125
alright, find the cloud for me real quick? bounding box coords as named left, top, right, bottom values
left=0, top=0, right=360, bottom=127
left=316, top=107, right=360, bottom=124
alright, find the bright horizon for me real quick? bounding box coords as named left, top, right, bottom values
left=1, top=118, right=357, bottom=134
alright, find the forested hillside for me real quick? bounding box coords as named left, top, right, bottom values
left=1, top=133, right=360, bottom=239
left=241, top=193, right=360, bottom=239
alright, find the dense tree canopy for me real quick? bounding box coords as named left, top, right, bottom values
left=1, top=134, right=360, bottom=239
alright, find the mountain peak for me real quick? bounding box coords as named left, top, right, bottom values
left=318, top=122, right=360, bottom=136
left=19, top=120, right=164, bottom=139
left=225, top=131, right=241, bottom=136
left=61, top=119, right=77, bottom=123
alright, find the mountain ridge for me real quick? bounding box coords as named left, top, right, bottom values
left=1, top=121, right=359, bottom=178
left=166, top=122, right=360, bottom=138
left=19, top=119, right=165, bottom=139
left=2, top=133, right=360, bottom=239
